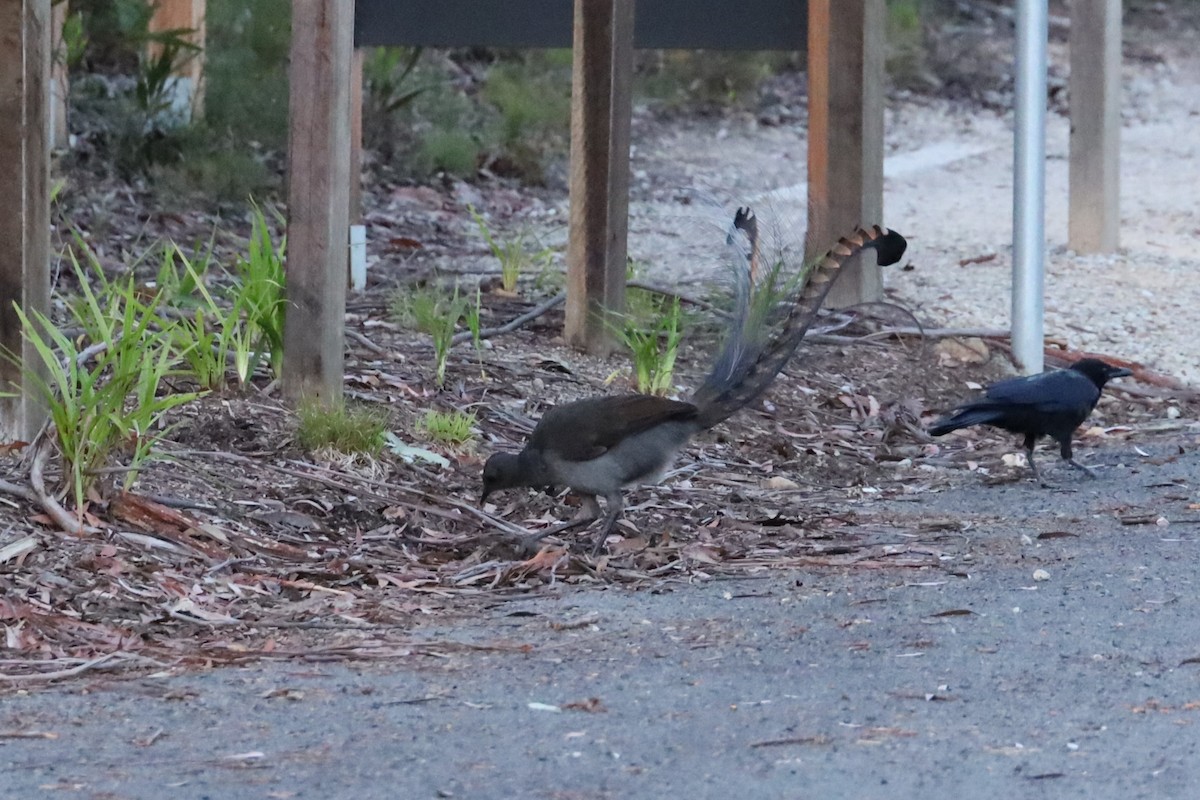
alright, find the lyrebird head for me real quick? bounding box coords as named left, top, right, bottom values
left=480, top=451, right=524, bottom=503
left=1069, top=358, right=1133, bottom=389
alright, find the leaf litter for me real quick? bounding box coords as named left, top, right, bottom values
left=3, top=180, right=1200, bottom=685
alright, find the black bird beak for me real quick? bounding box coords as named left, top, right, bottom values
left=1110, top=366, right=1134, bottom=378
left=480, top=488, right=491, bottom=506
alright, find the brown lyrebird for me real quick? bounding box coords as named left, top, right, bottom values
left=482, top=209, right=908, bottom=554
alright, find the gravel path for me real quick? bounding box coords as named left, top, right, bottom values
left=4, top=438, right=1200, bottom=799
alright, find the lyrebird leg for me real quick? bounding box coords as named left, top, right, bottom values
left=590, top=492, right=626, bottom=556
left=517, top=495, right=601, bottom=554
left=1060, top=438, right=1097, bottom=479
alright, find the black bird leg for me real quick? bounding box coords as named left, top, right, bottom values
left=1024, top=435, right=1050, bottom=487
left=1060, top=439, right=1097, bottom=479
left=517, top=495, right=601, bottom=554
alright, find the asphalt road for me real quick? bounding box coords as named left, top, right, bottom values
left=4, top=443, right=1200, bottom=799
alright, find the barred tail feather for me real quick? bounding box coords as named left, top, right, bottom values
left=692, top=222, right=907, bottom=429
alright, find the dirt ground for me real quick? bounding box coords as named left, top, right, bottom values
left=2, top=5, right=1200, bottom=797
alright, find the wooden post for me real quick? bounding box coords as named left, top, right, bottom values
left=564, top=0, right=635, bottom=354
left=283, top=0, right=354, bottom=403
left=0, top=0, right=52, bottom=440
left=147, top=0, right=206, bottom=119
left=49, top=0, right=67, bottom=149
left=806, top=0, right=885, bottom=307
left=1068, top=0, right=1120, bottom=253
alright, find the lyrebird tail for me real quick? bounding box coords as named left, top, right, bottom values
left=692, top=212, right=907, bottom=428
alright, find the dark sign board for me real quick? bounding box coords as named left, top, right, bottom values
left=354, top=1, right=806, bottom=51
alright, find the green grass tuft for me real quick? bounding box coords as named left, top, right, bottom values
left=296, top=401, right=389, bottom=455
left=419, top=409, right=477, bottom=447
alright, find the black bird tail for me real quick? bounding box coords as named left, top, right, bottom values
left=692, top=211, right=907, bottom=429
left=927, top=406, right=1005, bottom=436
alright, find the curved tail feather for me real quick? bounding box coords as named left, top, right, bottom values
left=692, top=218, right=907, bottom=429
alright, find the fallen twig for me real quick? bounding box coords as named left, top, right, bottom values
left=28, top=435, right=99, bottom=536
left=0, top=478, right=37, bottom=504
left=346, top=328, right=390, bottom=357
left=0, top=652, right=123, bottom=683
left=452, top=291, right=566, bottom=346
left=863, top=326, right=1010, bottom=340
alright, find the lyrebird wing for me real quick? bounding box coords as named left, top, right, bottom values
left=530, top=395, right=699, bottom=463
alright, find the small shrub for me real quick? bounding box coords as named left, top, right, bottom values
left=296, top=401, right=389, bottom=455
left=636, top=51, right=786, bottom=110
left=886, top=0, right=936, bottom=91
left=149, top=142, right=276, bottom=206
left=204, top=0, right=292, bottom=150
left=480, top=52, right=571, bottom=182
left=363, top=46, right=429, bottom=157
left=419, top=128, right=480, bottom=177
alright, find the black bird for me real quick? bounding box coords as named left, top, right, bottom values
left=928, top=358, right=1132, bottom=484
left=481, top=211, right=908, bottom=554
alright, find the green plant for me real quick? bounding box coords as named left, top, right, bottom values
left=624, top=259, right=664, bottom=327
left=469, top=205, right=555, bottom=294
left=365, top=47, right=427, bottom=116
left=149, top=141, right=276, bottom=206
left=480, top=53, right=571, bottom=182
left=419, top=409, right=477, bottom=447
left=390, top=283, right=472, bottom=388
left=462, top=287, right=483, bottom=346
left=362, top=46, right=432, bottom=158
left=68, top=0, right=203, bottom=176
left=532, top=258, right=565, bottom=293
left=484, top=56, right=570, bottom=141
left=172, top=307, right=226, bottom=391
left=204, top=0, right=291, bottom=150
left=636, top=51, right=787, bottom=110
left=229, top=204, right=287, bottom=378
left=296, top=400, right=389, bottom=455
left=419, top=128, right=480, bottom=177
left=617, top=296, right=683, bottom=396
left=161, top=244, right=245, bottom=391
left=58, top=8, right=88, bottom=70
left=886, top=0, right=934, bottom=91
left=6, top=248, right=200, bottom=514
left=136, top=34, right=199, bottom=118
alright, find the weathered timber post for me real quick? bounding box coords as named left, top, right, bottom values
left=1068, top=0, right=1121, bottom=253
left=0, top=0, right=52, bottom=440
left=564, top=0, right=635, bottom=354
left=283, top=0, right=354, bottom=403
left=806, top=0, right=885, bottom=307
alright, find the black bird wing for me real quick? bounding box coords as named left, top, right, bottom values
left=929, top=369, right=1102, bottom=437
left=531, top=395, right=699, bottom=463
left=982, top=369, right=1101, bottom=412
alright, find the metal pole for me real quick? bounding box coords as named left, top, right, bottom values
left=1012, top=0, right=1047, bottom=375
